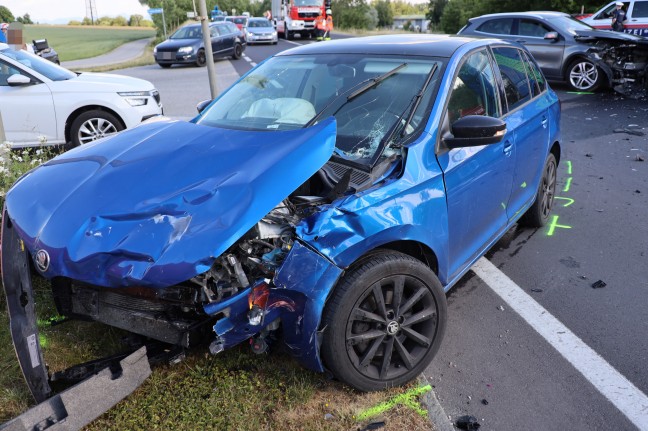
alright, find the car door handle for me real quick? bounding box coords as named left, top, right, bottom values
left=503, top=141, right=513, bottom=156
left=515, top=39, right=526, bottom=44
left=541, top=116, right=548, bottom=128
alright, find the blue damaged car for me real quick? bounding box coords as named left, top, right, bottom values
left=2, top=35, right=560, bottom=398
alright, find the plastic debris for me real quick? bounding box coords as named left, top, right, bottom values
left=591, top=280, right=607, bottom=289
left=530, top=288, right=543, bottom=293
left=585, top=153, right=593, bottom=158
left=359, top=421, right=386, bottom=430
left=613, top=128, right=645, bottom=136
left=497, top=305, right=505, bottom=311
left=481, top=399, right=489, bottom=405
left=324, top=413, right=334, bottom=420
left=635, top=154, right=645, bottom=162
left=456, top=415, right=481, bottom=430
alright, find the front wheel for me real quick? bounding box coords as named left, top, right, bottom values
left=195, top=49, right=206, bottom=67
left=520, top=153, right=557, bottom=227
left=231, top=43, right=243, bottom=60
left=321, top=251, right=447, bottom=392
left=567, top=59, right=602, bottom=92
left=69, top=110, right=123, bottom=147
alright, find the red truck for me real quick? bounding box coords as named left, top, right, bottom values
left=271, top=0, right=330, bottom=39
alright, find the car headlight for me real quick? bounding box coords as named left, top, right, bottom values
left=118, top=91, right=150, bottom=107
left=247, top=32, right=254, bottom=38
left=178, top=46, right=193, bottom=54
left=272, top=31, right=277, bottom=36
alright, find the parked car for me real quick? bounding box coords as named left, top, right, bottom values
left=3, top=35, right=560, bottom=403
left=154, top=22, right=246, bottom=68
left=31, top=39, right=59, bottom=64
left=245, top=17, right=278, bottom=44
left=0, top=43, right=162, bottom=148
left=458, top=11, right=648, bottom=94
left=226, top=15, right=249, bottom=30
left=579, top=0, right=648, bottom=36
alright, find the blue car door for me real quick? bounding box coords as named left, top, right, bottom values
left=491, top=47, right=550, bottom=220
left=437, top=48, right=515, bottom=281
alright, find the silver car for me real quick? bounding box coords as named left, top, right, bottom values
left=245, top=18, right=278, bottom=45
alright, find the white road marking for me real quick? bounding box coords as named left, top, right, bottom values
left=243, top=56, right=252, bottom=63
left=473, top=257, right=648, bottom=430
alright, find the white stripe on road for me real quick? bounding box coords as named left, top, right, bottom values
left=473, top=257, right=648, bottom=430
left=243, top=56, right=252, bottom=62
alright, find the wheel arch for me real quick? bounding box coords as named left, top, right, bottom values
left=65, top=105, right=126, bottom=144
left=352, top=240, right=439, bottom=276
left=550, top=141, right=561, bottom=167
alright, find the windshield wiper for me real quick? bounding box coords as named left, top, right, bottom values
left=347, top=63, right=407, bottom=101
left=400, top=63, right=438, bottom=139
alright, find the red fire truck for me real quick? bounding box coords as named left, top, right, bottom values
left=271, top=0, right=331, bottom=39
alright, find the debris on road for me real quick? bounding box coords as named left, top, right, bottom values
left=613, top=128, right=645, bottom=136
left=635, top=154, right=645, bottom=162
left=591, top=280, right=607, bottom=289
left=497, top=305, right=505, bottom=311
left=456, top=415, right=481, bottom=430
left=481, top=399, right=489, bottom=405
left=530, top=288, right=544, bottom=293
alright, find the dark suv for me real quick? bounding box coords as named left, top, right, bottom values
left=154, top=21, right=246, bottom=68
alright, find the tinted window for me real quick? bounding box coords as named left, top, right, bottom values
left=477, top=18, right=514, bottom=35
left=522, top=51, right=546, bottom=95
left=633, top=1, right=648, bottom=17
left=217, top=24, right=231, bottom=35
left=446, top=50, right=500, bottom=124
left=210, top=26, right=221, bottom=37
left=493, top=47, right=531, bottom=112
left=171, top=26, right=202, bottom=39
left=248, top=19, right=272, bottom=27
left=519, top=19, right=551, bottom=37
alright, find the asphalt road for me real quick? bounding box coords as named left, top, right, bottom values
left=114, top=37, right=648, bottom=431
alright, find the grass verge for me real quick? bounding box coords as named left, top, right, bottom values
left=71, top=45, right=156, bottom=72
left=1, top=275, right=434, bottom=430
left=23, top=25, right=155, bottom=62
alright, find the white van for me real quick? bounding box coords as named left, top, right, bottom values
left=580, top=0, right=648, bottom=36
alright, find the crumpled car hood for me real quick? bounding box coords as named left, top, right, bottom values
left=575, top=29, right=648, bottom=45
left=5, top=118, right=336, bottom=287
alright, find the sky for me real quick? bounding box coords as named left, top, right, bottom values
left=2, top=0, right=151, bottom=24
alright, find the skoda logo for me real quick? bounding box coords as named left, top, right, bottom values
left=35, top=250, right=50, bottom=272
left=386, top=321, right=400, bottom=335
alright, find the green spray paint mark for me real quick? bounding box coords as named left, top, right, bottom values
left=554, top=196, right=574, bottom=207
left=566, top=91, right=595, bottom=95
left=501, top=202, right=506, bottom=210
left=547, top=215, right=572, bottom=236
left=521, top=182, right=527, bottom=188
left=563, top=177, right=572, bottom=193
left=565, top=160, right=572, bottom=175
left=356, top=385, right=432, bottom=421
left=39, top=333, right=48, bottom=348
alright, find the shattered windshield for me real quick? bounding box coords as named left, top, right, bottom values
left=197, top=54, right=442, bottom=166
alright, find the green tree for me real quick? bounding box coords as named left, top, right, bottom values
left=331, top=0, right=371, bottom=29
left=81, top=17, right=92, bottom=25
left=21, top=13, right=33, bottom=24
left=373, top=0, right=393, bottom=28
left=426, top=0, right=446, bottom=25
left=129, top=14, right=144, bottom=26
left=112, top=16, right=128, bottom=26
left=0, top=5, right=15, bottom=22
left=365, top=7, right=378, bottom=30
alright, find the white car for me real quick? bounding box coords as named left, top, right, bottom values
left=0, top=43, right=163, bottom=148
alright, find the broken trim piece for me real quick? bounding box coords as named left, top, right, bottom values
left=1, top=208, right=51, bottom=402
left=0, top=347, right=151, bottom=431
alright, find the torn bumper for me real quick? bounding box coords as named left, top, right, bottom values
left=204, top=240, right=343, bottom=372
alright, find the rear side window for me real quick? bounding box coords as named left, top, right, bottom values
left=477, top=18, right=514, bottom=35
left=446, top=49, right=501, bottom=124
left=522, top=51, right=546, bottom=96
left=633, top=1, right=648, bottom=17
left=492, top=47, right=531, bottom=112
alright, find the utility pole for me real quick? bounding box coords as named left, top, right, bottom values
left=199, top=0, right=218, bottom=99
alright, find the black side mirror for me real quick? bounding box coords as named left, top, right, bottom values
left=443, top=115, right=507, bottom=149
left=196, top=99, right=213, bottom=114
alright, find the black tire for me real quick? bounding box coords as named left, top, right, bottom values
left=321, top=250, right=447, bottom=392
left=286, top=29, right=293, bottom=40
left=520, top=153, right=557, bottom=227
left=566, top=58, right=602, bottom=92
left=158, top=63, right=172, bottom=69
left=232, top=43, right=243, bottom=60
left=196, top=49, right=206, bottom=67
left=70, top=110, right=124, bottom=147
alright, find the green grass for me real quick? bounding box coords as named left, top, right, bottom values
left=23, top=25, right=155, bottom=62
left=0, top=274, right=433, bottom=430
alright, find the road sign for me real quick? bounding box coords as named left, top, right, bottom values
left=148, top=8, right=163, bottom=14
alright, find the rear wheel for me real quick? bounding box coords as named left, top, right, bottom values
left=321, top=251, right=447, bottom=391
left=196, top=49, right=206, bottom=67
left=232, top=43, right=243, bottom=60
left=70, top=110, right=123, bottom=147
left=566, top=58, right=602, bottom=92
left=520, top=153, right=557, bottom=227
